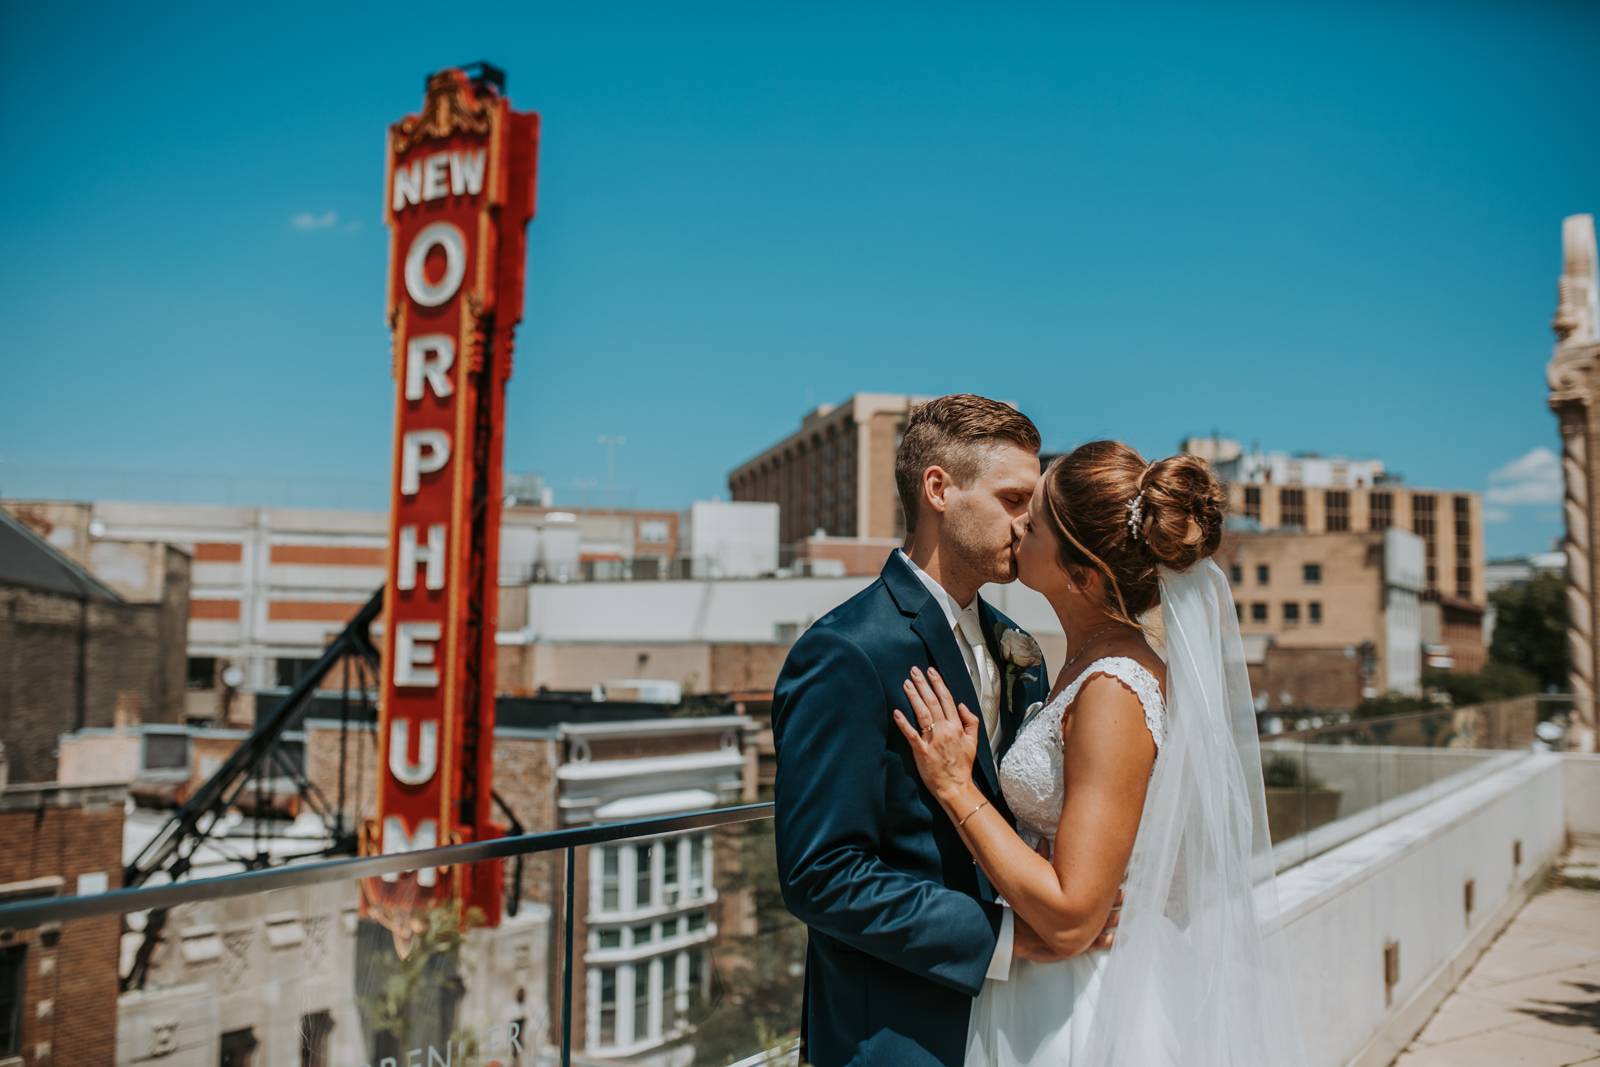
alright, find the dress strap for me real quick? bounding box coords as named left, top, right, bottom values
left=1062, top=656, right=1166, bottom=752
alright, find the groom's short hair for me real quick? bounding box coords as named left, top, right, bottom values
left=895, top=394, right=1041, bottom=535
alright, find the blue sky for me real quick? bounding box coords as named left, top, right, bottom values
left=1, top=2, right=1593, bottom=556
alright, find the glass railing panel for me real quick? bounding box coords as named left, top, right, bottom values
left=0, top=846, right=561, bottom=1067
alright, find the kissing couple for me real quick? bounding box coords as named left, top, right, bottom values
left=771, top=394, right=1305, bottom=1066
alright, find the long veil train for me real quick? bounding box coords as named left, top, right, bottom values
left=1080, top=558, right=1307, bottom=1065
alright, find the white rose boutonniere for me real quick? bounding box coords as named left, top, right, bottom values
left=998, top=626, right=1043, bottom=671
left=994, top=621, right=1044, bottom=710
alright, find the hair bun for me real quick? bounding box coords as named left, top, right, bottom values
left=1139, top=455, right=1226, bottom=569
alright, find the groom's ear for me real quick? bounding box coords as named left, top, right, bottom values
left=921, top=465, right=954, bottom=516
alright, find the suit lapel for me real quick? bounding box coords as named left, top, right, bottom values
left=910, top=600, right=1003, bottom=799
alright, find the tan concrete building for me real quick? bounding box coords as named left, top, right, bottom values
left=1216, top=527, right=1426, bottom=710
left=1222, top=479, right=1485, bottom=605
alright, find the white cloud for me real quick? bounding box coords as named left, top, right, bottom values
left=291, top=210, right=339, bottom=231
left=1486, top=446, right=1561, bottom=507
left=1483, top=507, right=1512, bottom=524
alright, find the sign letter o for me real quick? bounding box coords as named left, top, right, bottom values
left=404, top=222, right=467, bottom=308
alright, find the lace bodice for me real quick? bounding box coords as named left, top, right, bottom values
left=1000, top=656, right=1165, bottom=845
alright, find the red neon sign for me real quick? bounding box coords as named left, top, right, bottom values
left=362, top=66, right=538, bottom=932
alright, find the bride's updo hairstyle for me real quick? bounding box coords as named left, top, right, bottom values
left=1040, top=441, right=1227, bottom=627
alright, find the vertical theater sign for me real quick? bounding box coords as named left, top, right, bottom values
left=362, top=64, right=539, bottom=933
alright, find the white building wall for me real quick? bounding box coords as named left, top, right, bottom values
left=518, top=571, right=1063, bottom=647
left=686, top=501, right=779, bottom=579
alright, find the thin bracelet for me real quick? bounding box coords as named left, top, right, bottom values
left=957, top=797, right=991, bottom=828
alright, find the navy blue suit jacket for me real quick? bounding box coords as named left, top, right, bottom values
left=772, top=551, right=1049, bottom=1066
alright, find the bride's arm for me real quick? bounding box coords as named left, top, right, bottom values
left=896, top=668, right=1155, bottom=957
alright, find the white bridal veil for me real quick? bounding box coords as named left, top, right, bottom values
left=1080, top=558, right=1308, bottom=1065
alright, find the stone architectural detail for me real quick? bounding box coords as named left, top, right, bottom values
left=1548, top=213, right=1600, bottom=753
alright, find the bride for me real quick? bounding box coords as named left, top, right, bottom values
left=892, top=441, right=1306, bottom=1066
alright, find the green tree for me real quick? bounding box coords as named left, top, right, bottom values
left=1423, top=662, right=1539, bottom=706
left=1488, top=573, right=1567, bottom=691
left=1352, top=692, right=1434, bottom=720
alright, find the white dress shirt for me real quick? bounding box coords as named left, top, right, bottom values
left=897, top=549, right=1014, bottom=982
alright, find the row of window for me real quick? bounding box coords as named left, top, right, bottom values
left=1238, top=488, right=1474, bottom=539
left=592, top=910, right=709, bottom=953
left=1228, top=563, right=1321, bottom=586
left=593, top=833, right=711, bottom=917
left=1239, top=601, right=1324, bottom=625
left=593, top=948, right=708, bottom=1051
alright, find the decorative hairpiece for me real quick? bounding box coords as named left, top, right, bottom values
left=1126, top=492, right=1146, bottom=541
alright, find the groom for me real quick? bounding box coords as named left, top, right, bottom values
left=773, top=395, right=1098, bottom=1066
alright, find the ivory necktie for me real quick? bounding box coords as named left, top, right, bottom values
left=956, top=607, right=1002, bottom=757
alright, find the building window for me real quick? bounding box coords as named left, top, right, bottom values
left=300, top=1011, right=333, bottom=1067
left=634, top=963, right=653, bottom=1043
left=1256, top=564, right=1270, bottom=585
left=1309, top=602, right=1322, bottom=624
left=664, top=953, right=684, bottom=1028
left=596, top=928, right=622, bottom=949
left=632, top=923, right=655, bottom=947
left=1280, top=489, right=1306, bottom=528
left=1370, top=492, right=1393, bottom=531
left=688, top=948, right=706, bottom=996
left=1303, top=563, right=1322, bottom=584
left=1251, top=603, right=1268, bottom=623
left=1456, top=566, right=1473, bottom=600
left=687, top=834, right=707, bottom=900
left=1283, top=602, right=1300, bottom=623
left=663, top=840, right=681, bottom=906
left=1229, top=563, right=1243, bottom=584
left=1325, top=490, right=1350, bottom=532
left=1243, top=487, right=1261, bottom=522
left=0, top=946, right=23, bottom=1059
left=597, top=968, right=617, bottom=1045
left=220, top=1028, right=259, bottom=1067
left=600, top=847, right=620, bottom=913
left=634, top=844, right=655, bottom=910
left=274, top=657, right=318, bottom=689
left=1235, top=603, right=1244, bottom=622
left=1412, top=494, right=1437, bottom=537
left=142, top=731, right=189, bottom=772
left=186, top=656, right=217, bottom=690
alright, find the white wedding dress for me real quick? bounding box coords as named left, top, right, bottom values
left=964, top=656, right=1175, bottom=1066
left=963, top=561, right=1308, bottom=1067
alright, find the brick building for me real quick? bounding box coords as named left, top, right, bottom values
left=0, top=508, right=189, bottom=783
left=0, top=782, right=126, bottom=1067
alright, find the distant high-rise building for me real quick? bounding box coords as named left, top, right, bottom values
left=728, top=393, right=932, bottom=553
